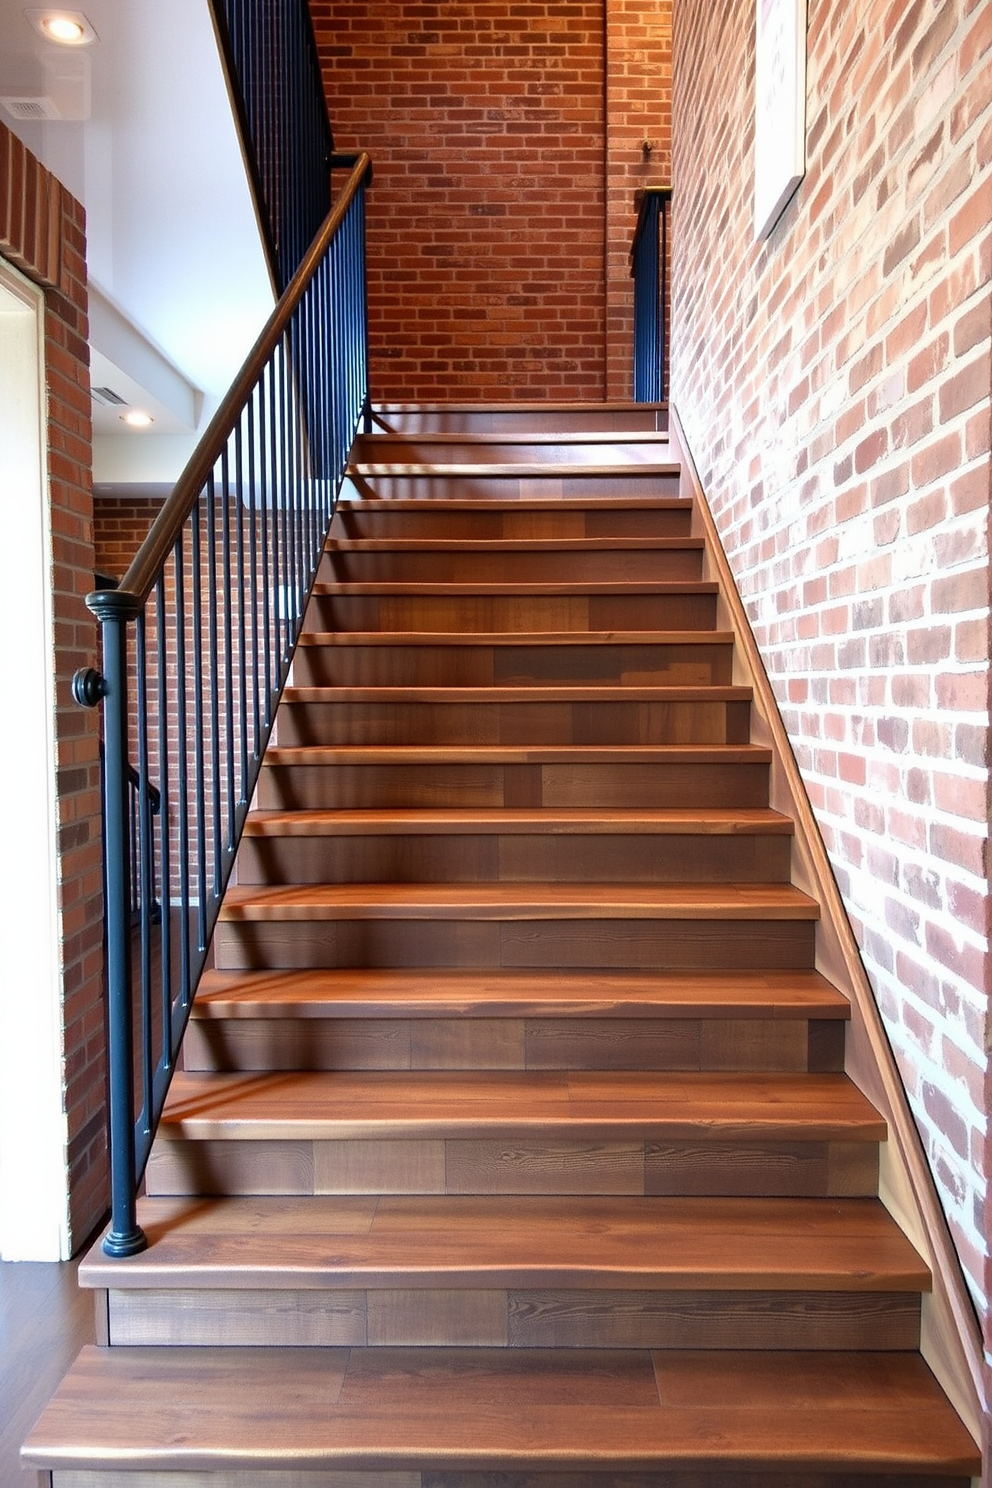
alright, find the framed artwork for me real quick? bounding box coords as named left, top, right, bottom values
left=753, top=0, right=808, bottom=240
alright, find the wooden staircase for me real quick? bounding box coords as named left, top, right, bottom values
left=25, top=403, right=980, bottom=1485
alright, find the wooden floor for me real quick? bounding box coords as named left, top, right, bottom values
left=0, top=1257, right=94, bottom=1485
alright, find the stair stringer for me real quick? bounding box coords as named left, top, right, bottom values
left=670, top=402, right=985, bottom=1453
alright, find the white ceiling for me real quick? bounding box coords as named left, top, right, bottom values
left=0, top=0, right=275, bottom=490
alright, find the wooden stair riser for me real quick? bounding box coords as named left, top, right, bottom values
left=350, top=437, right=673, bottom=465
left=373, top=401, right=670, bottom=432
left=181, top=1013, right=844, bottom=1073
left=257, top=758, right=773, bottom=812
left=144, top=1137, right=878, bottom=1200
left=343, top=471, right=679, bottom=501
left=333, top=501, right=692, bottom=540
left=318, top=546, right=704, bottom=585
left=273, top=699, right=751, bottom=748
left=100, top=1286, right=920, bottom=1351
left=233, top=829, right=791, bottom=887
left=306, top=589, right=721, bottom=633
left=44, top=1469, right=975, bottom=1488
left=212, top=916, right=816, bottom=973
left=290, top=640, right=735, bottom=688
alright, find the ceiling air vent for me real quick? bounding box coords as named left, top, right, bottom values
left=1, top=96, right=62, bottom=121
left=92, top=386, right=128, bottom=407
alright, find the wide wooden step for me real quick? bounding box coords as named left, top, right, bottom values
left=351, top=431, right=672, bottom=464
left=185, top=964, right=846, bottom=1076
left=81, top=1194, right=927, bottom=1351
left=274, top=689, right=749, bottom=747
left=345, top=466, right=680, bottom=502
left=306, top=581, right=720, bottom=633
left=145, top=1068, right=882, bottom=1201
left=24, top=1346, right=979, bottom=1481
left=319, top=537, right=705, bottom=584
left=214, top=881, right=818, bottom=974
left=332, top=496, right=691, bottom=539
left=371, top=398, right=669, bottom=432
left=290, top=631, right=735, bottom=686
left=257, top=743, right=773, bottom=811
left=190, top=965, right=852, bottom=1018
left=234, top=808, right=791, bottom=886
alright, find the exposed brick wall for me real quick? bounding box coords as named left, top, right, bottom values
left=93, top=496, right=161, bottom=582
left=604, top=0, right=672, bottom=398
left=1, top=120, right=106, bottom=1251
left=671, top=0, right=991, bottom=1359
left=311, top=0, right=610, bottom=402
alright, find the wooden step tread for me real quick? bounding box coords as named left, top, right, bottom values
left=311, top=581, right=720, bottom=595
left=326, top=537, right=703, bottom=552
left=219, top=882, right=819, bottom=922
left=264, top=744, right=772, bottom=766
left=24, top=1346, right=978, bottom=1476
left=117, top=1189, right=913, bottom=1288
left=375, top=399, right=668, bottom=412
left=191, top=967, right=849, bottom=1019
left=157, top=1069, right=883, bottom=1141
left=80, top=1194, right=927, bottom=1291
left=348, top=462, right=681, bottom=478
left=280, top=685, right=752, bottom=704
left=241, top=809, right=794, bottom=838
left=297, top=629, right=733, bottom=645
left=337, top=497, right=686, bottom=511
left=355, top=431, right=672, bottom=445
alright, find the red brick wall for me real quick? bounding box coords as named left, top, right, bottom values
left=605, top=0, right=672, bottom=397
left=312, top=0, right=609, bottom=401
left=671, top=0, right=991, bottom=1344
left=1, top=120, right=106, bottom=1250
left=312, top=1, right=672, bottom=403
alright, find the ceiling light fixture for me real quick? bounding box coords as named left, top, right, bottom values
left=121, top=410, right=154, bottom=429
left=24, top=9, right=98, bottom=45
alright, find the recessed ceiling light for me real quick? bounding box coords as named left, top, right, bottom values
left=121, top=410, right=154, bottom=429
left=24, top=9, right=98, bottom=45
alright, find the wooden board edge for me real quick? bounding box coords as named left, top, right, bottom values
left=668, top=403, right=986, bottom=1446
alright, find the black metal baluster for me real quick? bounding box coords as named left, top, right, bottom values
left=174, top=534, right=192, bottom=1010
left=134, top=613, right=154, bottom=1136
left=191, top=498, right=208, bottom=954
left=205, top=473, right=222, bottom=901
left=247, top=393, right=262, bottom=756
left=155, top=575, right=172, bottom=1071
left=258, top=367, right=274, bottom=723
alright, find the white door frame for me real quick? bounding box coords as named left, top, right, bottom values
left=0, top=256, right=71, bottom=1260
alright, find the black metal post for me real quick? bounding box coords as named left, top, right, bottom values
left=90, top=594, right=147, bottom=1258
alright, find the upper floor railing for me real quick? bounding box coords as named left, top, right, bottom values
left=631, top=186, right=672, bottom=403
left=73, top=153, right=373, bottom=1258
left=210, top=0, right=335, bottom=291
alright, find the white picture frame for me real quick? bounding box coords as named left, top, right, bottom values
left=754, top=0, right=808, bottom=240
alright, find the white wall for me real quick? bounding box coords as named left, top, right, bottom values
left=0, top=260, right=70, bottom=1260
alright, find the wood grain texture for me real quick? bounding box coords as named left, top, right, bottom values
left=190, top=967, right=852, bottom=1020
left=24, top=1346, right=980, bottom=1476
left=26, top=410, right=981, bottom=1483
left=154, top=1070, right=886, bottom=1143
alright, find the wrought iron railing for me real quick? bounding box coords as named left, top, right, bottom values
left=210, top=0, right=335, bottom=291
left=73, top=153, right=373, bottom=1258
left=631, top=186, right=672, bottom=402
